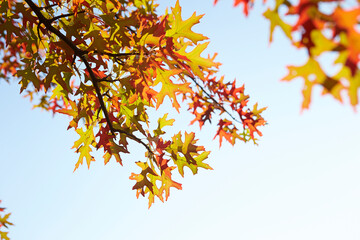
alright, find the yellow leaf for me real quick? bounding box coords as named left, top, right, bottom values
left=310, top=30, right=338, bottom=57
left=176, top=42, right=219, bottom=79
left=166, top=0, right=208, bottom=44
left=282, top=58, right=326, bottom=109
left=263, top=8, right=292, bottom=42
left=154, top=68, right=192, bottom=111
left=72, top=126, right=96, bottom=171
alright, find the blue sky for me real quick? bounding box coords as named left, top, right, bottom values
left=1, top=0, right=360, bottom=239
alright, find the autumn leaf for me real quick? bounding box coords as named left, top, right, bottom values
left=282, top=58, right=343, bottom=109
left=166, top=0, right=208, bottom=44
left=167, top=132, right=212, bottom=177
left=153, top=113, right=175, bottom=136
left=154, top=68, right=193, bottom=111
left=158, top=166, right=182, bottom=201
left=263, top=4, right=292, bottom=42
left=129, top=162, right=158, bottom=198
left=176, top=42, right=220, bottom=79
left=72, top=125, right=96, bottom=171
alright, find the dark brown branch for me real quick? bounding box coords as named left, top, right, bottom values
left=38, top=4, right=58, bottom=10
left=125, top=26, right=136, bottom=34
left=25, top=0, right=154, bottom=155
left=92, top=50, right=140, bottom=58
left=49, top=11, right=86, bottom=23
left=85, top=62, right=153, bottom=153
left=36, top=22, right=42, bottom=41
left=102, top=89, right=111, bottom=98
left=98, top=78, right=120, bottom=83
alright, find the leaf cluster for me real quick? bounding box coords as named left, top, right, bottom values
left=223, top=0, right=360, bottom=108
left=0, top=0, right=266, bottom=207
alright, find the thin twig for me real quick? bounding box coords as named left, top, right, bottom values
left=98, top=78, right=121, bottom=83
left=188, top=75, right=243, bottom=124
left=38, top=4, right=58, bottom=10
left=49, top=11, right=86, bottom=23
left=125, top=26, right=136, bottom=34
left=92, top=50, right=140, bottom=58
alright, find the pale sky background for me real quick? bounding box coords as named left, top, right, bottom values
left=1, top=1, right=360, bottom=239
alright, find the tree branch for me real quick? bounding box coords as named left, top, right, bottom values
left=49, top=11, right=86, bottom=23
left=98, top=78, right=121, bottom=83
left=25, top=0, right=86, bottom=57
left=38, top=4, right=58, bottom=10
left=92, top=50, right=141, bottom=58
left=25, top=0, right=154, bottom=155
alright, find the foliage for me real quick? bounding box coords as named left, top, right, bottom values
left=0, top=0, right=266, bottom=208
left=0, top=201, right=12, bottom=240
left=2, top=0, right=359, bottom=238
left=219, top=0, right=360, bottom=109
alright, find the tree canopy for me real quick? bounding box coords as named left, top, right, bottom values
left=1, top=0, right=359, bottom=237
left=0, top=0, right=266, bottom=209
